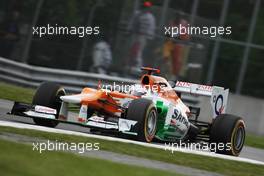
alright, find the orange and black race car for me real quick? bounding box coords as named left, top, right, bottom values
left=10, top=67, right=246, bottom=156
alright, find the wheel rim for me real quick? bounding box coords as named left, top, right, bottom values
left=146, top=109, right=157, bottom=136
left=233, top=125, right=245, bottom=150
left=55, top=89, right=66, bottom=103
left=54, top=88, right=66, bottom=119
left=54, top=89, right=65, bottom=107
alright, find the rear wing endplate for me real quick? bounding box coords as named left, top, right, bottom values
left=174, top=81, right=229, bottom=118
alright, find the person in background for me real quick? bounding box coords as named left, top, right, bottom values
left=126, top=1, right=156, bottom=74
left=163, top=17, right=190, bottom=80
left=0, top=10, right=20, bottom=58
left=90, top=36, right=112, bottom=74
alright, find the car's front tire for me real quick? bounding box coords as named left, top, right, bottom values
left=126, top=98, right=157, bottom=142
left=210, top=114, right=246, bottom=156
left=32, top=82, right=65, bottom=127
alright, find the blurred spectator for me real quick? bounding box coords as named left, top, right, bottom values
left=0, top=10, right=20, bottom=58
left=163, top=17, right=190, bottom=79
left=90, top=36, right=112, bottom=74
left=126, top=1, right=156, bottom=74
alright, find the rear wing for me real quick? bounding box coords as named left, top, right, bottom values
left=174, top=81, right=229, bottom=118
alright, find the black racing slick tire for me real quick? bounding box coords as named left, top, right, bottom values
left=210, top=114, right=246, bottom=156
left=32, top=82, right=66, bottom=128
left=126, top=98, right=157, bottom=142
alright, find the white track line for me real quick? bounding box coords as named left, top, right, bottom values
left=0, top=120, right=263, bottom=166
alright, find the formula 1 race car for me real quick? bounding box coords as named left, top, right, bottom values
left=9, top=67, right=246, bottom=156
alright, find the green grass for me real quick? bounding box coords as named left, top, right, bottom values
left=245, top=133, right=264, bottom=149
left=0, top=82, right=34, bottom=103
left=0, top=126, right=263, bottom=176
left=0, top=139, right=180, bottom=176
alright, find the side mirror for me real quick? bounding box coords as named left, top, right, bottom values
left=168, top=80, right=176, bottom=88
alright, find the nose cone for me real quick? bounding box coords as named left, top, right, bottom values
left=82, top=90, right=104, bottom=102
left=60, top=88, right=104, bottom=103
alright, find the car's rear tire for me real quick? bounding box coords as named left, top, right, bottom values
left=210, top=114, right=245, bottom=156
left=32, top=82, right=66, bottom=127
left=126, top=98, right=157, bottom=142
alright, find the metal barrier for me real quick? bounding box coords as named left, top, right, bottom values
left=0, top=57, right=137, bottom=92
left=0, top=57, right=199, bottom=105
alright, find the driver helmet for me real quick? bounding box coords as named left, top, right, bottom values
left=130, top=84, right=147, bottom=96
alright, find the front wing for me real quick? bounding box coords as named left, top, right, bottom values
left=9, top=102, right=138, bottom=135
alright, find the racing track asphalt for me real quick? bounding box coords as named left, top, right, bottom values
left=0, top=99, right=264, bottom=163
